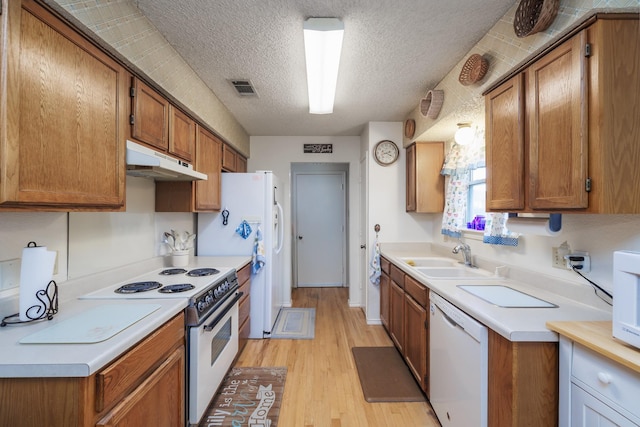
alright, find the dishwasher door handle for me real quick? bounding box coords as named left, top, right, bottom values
left=435, top=304, right=459, bottom=329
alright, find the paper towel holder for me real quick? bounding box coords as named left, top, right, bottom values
left=1, top=280, right=58, bottom=327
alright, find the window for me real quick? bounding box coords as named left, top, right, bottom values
left=466, top=167, right=486, bottom=230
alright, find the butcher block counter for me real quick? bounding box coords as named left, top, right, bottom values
left=546, top=321, right=640, bottom=374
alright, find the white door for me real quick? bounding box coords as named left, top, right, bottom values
left=294, top=171, right=346, bottom=287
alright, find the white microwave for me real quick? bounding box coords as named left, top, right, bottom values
left=612, top=251, right=640, bottom=350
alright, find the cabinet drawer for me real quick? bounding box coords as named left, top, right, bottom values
left=237, top=263, right=251, bottom=286
left=380, top=257, right=390, bottom=275
left=572, top=343, right=640, bottom=421
left=404, top=275, right=428, bottom=307
left=95, top=313, right=184, bottom=412
left=390, top=264, right=405, bottom=288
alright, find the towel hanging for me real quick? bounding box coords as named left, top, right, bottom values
left=369, top=235, right=381, bottom=285
left=235, top=220, right=252, bottom=239
left=252, top=226, right=266, bottom=274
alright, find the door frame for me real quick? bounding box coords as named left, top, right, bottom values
left=291, top=162, right=349, bottom=288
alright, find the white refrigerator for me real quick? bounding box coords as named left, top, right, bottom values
left=197, top=171, right=284, bottom=338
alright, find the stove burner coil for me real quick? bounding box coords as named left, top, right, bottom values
left=115, top=281, right=162, bottom=294
left=158, top=284, right=196, bottom=294
left=187, top=268, right=220, bottom=277
left=159, top=268, right=188, bottom=275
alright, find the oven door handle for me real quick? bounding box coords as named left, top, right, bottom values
left=203, top=292, right=243, bottom=332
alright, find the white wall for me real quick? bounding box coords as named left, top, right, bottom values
left=364, top=122, right=439, bottom=322
left=0, top=177, right=194, bottom=297
left=430, top=214, right=640, bottom=295
left=248, top=136, right=362, bottom=306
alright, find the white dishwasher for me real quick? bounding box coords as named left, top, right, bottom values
left=429, top=290, right=488, bottom=427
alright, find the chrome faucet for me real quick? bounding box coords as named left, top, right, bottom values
left=452, top=242, right=474, bottom=267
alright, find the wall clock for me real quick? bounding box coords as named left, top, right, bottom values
left=373, top=140, right=399, bottom=166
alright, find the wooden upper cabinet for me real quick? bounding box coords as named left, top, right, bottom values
left=222, top=143, right=247, bottom=172
left=527, top=33, right=588, bottom=210
left=406, top=142, right=444, bottom=213
left=130, top=77, right=169, bottom=151
left=194, top=126, right=222, bottom=211
left=0, top=0, right=126, bottom=210
left=169, top=105, right=196, bottom=162
left=155, top=125, right=222, bottom=212
left=485, top=15, right=640, bottom=213
left=485, top=74, right=525, bottom=211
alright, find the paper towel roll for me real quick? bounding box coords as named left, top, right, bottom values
left=507, top=219, right=561, bottom=237
left=19, top=243, right=57, bottom=321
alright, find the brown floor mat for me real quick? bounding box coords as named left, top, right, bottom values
left=351, top=346, right=426, bottom=403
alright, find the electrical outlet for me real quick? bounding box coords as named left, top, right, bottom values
left=565, top=251, right=591, bottom=273
left=552, top=242, right=571, bottom=269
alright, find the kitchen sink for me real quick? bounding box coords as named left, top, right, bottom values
left=399, top=257, right=459, bottom=267
left=458, top=284, right=557, bottom=308
left=414, top=266, right=493, bottom=279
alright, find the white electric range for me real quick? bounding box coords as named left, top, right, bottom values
left=79, top=265, right=242, bottom=426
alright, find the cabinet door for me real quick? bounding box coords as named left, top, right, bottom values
left=131, top=78, right=169, bottom=151
left=194, top=126, right=222, bottom=211
left=406, top=144, right=417, bottom=211
left=222, top=144, right=237, bottom=172
left=485, top=74, right=525, bottom=210
left=380, top=271, right=390, bottom=331
left=96, top=346, right=185, bottom=427
left=570, top=384, right=635, bottom=427
left=1, top=0, right=126, bottom=209
left=527, top=32, right=588, bottom=210
left=236, top=155, right=247, bottom=173
left=389, top=280, right=405, bottom=353
left=169, top=105, right=195, bottom=162
left=414, top=142, right=444, bottom=213
left=404, top=294, right=428, bottom=393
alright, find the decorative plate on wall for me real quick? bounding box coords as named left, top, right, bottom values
left=404, top=119, right=415, bottom=139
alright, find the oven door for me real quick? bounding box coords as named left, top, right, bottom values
left=188, top=292, right=241, bottom=425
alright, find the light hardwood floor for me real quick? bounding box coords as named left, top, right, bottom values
left=234, top=287, right=440, bottom=426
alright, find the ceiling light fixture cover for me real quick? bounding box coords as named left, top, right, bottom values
left=455, top=122, right=475, bottom=146
left=303, top=18, right=344, bottom=114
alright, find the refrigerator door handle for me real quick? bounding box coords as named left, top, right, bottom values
left=275, top=201, right=284, bottom=254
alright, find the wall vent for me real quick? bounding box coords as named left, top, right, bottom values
left=229, top=79, right=258, bottom=97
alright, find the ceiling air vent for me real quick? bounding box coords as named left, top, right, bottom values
left=229, top=79, right=258, bottom=97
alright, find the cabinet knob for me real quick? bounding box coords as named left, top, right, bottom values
left=597, top=372, right=612, bottom=385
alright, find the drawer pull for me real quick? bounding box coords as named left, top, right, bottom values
left=597, top=372, right=612, bottom=385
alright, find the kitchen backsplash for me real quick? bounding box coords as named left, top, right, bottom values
left=0, top=177, right=195, bottom=292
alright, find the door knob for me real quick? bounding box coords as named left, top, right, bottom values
left=360, top=245, right=366, bottom=249
left=298, top=235, right=303, bottom=240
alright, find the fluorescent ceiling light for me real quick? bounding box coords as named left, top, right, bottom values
left=303, top=18, right=344, bottom=114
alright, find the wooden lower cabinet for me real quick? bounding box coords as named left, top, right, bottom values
left=96, top=346, right=184, bottom=427
left=404, top=293, right=428, bottom=395
left=0, top=313, right=185, bottom=427
left=389, top=279, right=405, bottom=353
left=379, top=257, right=390, bottom=331
left=237, top=262, right=251, bottom=354
left=488, top=329, right=558, bottom=426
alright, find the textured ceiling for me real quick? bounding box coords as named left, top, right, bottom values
left=135, top=0, right=517, bottom=137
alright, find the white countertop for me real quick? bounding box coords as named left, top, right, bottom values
left=381, top=245, right=611, bottom=342
left=0, top=256, right=251, bottom=378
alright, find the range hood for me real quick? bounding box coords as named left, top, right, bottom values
left=126, top=140, right=207, bottom=181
